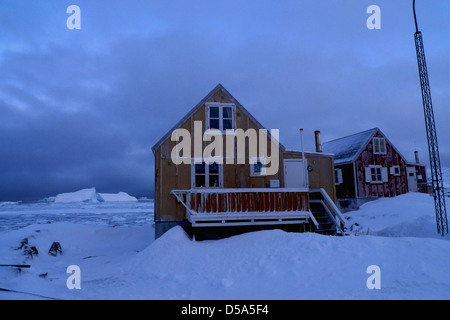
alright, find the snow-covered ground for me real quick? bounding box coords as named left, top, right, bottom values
left=346, top=192, right=449, bottom=239
left=0, top=190, right=449, bottom=300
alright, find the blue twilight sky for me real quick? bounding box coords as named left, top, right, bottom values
left=0, top=0, right=449, bottom=201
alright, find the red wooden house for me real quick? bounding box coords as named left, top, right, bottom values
left=322, top=128, right=427, bottom=210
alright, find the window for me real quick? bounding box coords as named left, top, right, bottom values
left=371, top=167, right=382, bottom=182
left=365, top=166, right=388, bottom=184
left=390, top=165, right=400, bottom=176
left=206, top=103, right=235, bottom=132
left=335, top=168, right=343, bottom=185
left=192, top=161, right=222, bottom=188
left=250, top=158, right=267, bottom=177
left=373, top=138, right=386, bottom=154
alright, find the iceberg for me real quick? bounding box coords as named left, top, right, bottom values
left=50, top=188, right=138, bottom=203
left=54, top=188, right=102, bottom=203
left=98, top=192, right=138, bottom=202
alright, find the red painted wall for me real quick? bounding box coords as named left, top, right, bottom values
left=354, top=131, right=408, bottom=198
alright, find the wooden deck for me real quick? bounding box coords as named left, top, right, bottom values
left=171, top=188, right=315, bottom=227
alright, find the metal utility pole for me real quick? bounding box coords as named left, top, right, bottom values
left=412, top=0, right=448, bottom=236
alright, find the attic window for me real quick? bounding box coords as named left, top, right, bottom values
left=206, top=103, right=235, bottom=132
left=373, top=138, right=386, bottom=155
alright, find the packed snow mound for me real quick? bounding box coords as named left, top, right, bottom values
left=124, top=226, right=450, bottom=299
left=53, top=188, right=138, bottom=203
left=98, top=192, right=138, bottom=202
left=346, top=192, right=450, bottom=240
left=54, top=188, right=102, bottom=203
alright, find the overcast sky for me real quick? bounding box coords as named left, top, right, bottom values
left=1, top=0, right=449, bottom=201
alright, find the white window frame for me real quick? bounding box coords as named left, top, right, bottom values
left=191, top=159, right=223, bottom=189
left=371, top=167, right=383, bottom=182
left=365, top=165, right=388, bottom=184
left=390, top=165, right=401, bottom=176
left=335, top=168, right=343, bottom=185
left=373, top=138, right=386, bottom=155
left=250, top=157, right=267, bottom=177
left=205, top=103, right=236, bottom=133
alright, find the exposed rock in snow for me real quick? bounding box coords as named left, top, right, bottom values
left=48, top=242, right=62, bottom=256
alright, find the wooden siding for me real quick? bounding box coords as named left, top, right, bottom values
left=354, top=131, right=408, bottom=198
left=282, top=152, right=337, bottom=204
left=155, top=89, right=284, bottom=223
left=154, top=88, right=337, bottom=223
left=335, top=163, right=356, bottom=198
left=414, top=164, right=427, bottom=184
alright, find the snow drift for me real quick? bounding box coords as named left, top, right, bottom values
left=346, top=192, right=450, bottom=240
left=1, top=220, right=450, bottom=300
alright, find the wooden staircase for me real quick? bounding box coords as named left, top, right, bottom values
left=308, top=189, right=347, bottom=236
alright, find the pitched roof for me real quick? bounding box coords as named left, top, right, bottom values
left=151, top=83, right=286, bottom=154
left=322, top=128, right=379, bottom=165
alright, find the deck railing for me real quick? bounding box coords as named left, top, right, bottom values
left=172, top=188, right=309, bottom=215
left=171, top=188, right=315, bottom=227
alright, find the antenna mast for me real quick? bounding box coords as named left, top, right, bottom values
left=412, top=0, right=448, bottom=236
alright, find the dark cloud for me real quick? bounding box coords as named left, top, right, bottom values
left=0, top=0, right=449, bottom=201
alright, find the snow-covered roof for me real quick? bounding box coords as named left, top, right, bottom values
left=283, top=149, right=334, bottom=158
left=322, top=128, right=379, bottom=165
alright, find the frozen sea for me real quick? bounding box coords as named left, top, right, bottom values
left=0, top=200, right=154, bottom=233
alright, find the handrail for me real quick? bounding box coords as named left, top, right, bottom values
left=310, top=188, right=346, bottom=227
left=171, top=187, right=310, bottom=194
left=309, top=199, right=343, bottom=234
left=171, top=190, right=193, bottom=213
left=172, top=188, right=310, bottom=215
left=308, top=212, right=320, bottom=228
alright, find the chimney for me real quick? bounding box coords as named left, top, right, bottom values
left=415, top=150, right=420, bottom=164
left=315, top=130, right=322, bottom=153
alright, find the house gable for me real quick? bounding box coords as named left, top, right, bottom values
left=354, top=130, right=408, bottom=198
left=325, top=128, right=410, bottom=200
left=151, top=83, right=286, bottom=155
left=152, top=84, right=287, bottom=224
